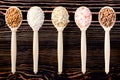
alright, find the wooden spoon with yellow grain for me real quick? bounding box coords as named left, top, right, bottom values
left=5, top=6, right=22, bottom=74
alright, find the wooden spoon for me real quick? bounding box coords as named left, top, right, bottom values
left=98, top=6, right=116, bottom=74
left=75, top=6, right=92, bottom=74
left=51, top=6, right=69, bottom=74
left=5, top=6, right=22, bottom=74
left=27, top=6, right=44, bottom=74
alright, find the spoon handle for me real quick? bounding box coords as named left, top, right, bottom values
left=33, top=31, right=39, bottom=74
left=11, top=31, right=17, bottom=74
left=58, top=31, right=63, bottom=74
left=105, top=31, right=110, bottom=74
left=81, top=30, right=86, bottom=74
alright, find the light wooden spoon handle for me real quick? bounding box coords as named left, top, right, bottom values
left=11, top=30, right=17, bottom=74
left=57, top=31, right=63, bottom=74
left=105, top=30, right=110, bottom=74
left=81, top=30, right=86, bottom=74
left=33, top=31, right=39, bottom=74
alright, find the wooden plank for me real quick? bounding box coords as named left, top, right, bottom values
left=0, top=0, right=120, bottom=80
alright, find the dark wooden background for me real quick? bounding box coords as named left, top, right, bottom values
left=0, top=0, right=120, bottom=80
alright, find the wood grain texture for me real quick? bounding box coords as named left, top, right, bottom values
left=0, top=0, right=120, bottom=80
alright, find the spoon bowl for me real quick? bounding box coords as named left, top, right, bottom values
left=99, top=6, right=116, bottom=30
